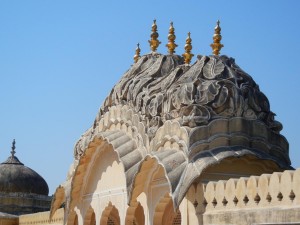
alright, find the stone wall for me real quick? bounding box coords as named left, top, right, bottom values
left=19, top=208, right=63, bottom=225
left=0, top=192, right=52, bottom=215
left=0, top=218, right=18, bottom=225
left=0, top=213, right=18, bottom=225
left=18, top=168, right=300, bottom=225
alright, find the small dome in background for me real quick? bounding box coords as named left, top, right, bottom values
left=0, top=140, right=49, bottom=196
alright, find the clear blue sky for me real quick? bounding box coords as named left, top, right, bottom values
left=0, top=1, right=299, bottom=195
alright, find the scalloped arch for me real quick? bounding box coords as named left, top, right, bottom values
left=150, top=121, right=189, bottom=155
left=98, top=105, right=149, bottom=152
left=67, top=129, right=143, bottom=220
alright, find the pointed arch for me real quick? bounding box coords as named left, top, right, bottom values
left=100, top=203, right=120, bottom=225
left=125, top=201, right=145, bottom=225
left=67, top=210, right=78, bottom=225
left=50, top=185, right=65, bottom=219
left=173, top=147, right=287, bottom=208
left=129, top=151, right=187, bottom=208
left=67, top=130, right=143, bottom=219
left=153, top=193, right=181, bottom=225
left=84, top=206, right=96, bottom=225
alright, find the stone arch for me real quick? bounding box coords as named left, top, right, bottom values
left=200, top=155, right=280, bottom=181
left=100, top=203, right=120, bottom=225
left=172, top=147, right=287, bottom=208
left=125, top=201, right=145, bottom=225
left=84, top=206, right=96, bottom=225
left=67, top=129, right=143, bottom=220
left=97, top=105, right=149, bottom=153
left=67, top=210, right=79, bottom=225
left=74, top=214, right=79, bottom=225
left=128, top=143, right=188, bottom=207
left=129, top=155, right=182, bottom=225
left=81, top=142, right=126, bottom=196
left=129, top=156, right=172, bottom=205
left=150, top=121, right=189, bottom=155
left=153, top=193, right=181, bottom=225
left=50, top=185, right=66, bottom=219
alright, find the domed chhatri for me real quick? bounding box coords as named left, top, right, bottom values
left=0, top=140, right=49, bottom=195
left=0, top=140, right=51, bottom=216
left=72, top=21, right=291, bottom=211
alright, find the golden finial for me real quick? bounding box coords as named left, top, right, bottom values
left=166, top=22, right=178, bottom=54
left=210, top=20, right=224, bottom=56
left=182, top=32, right=194, bottom=64
left=133, top=43, right=141, bottom=63
left=148, top=19, right=161, bottom=52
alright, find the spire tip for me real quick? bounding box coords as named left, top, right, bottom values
left=134, top=43, right=141, bottom=63
left=210, top=20, right=224, bottom=56
left=148, top=19, right=161, bottom=52
left=166, top=21, right=178, bottom=55
left=182, top=32, right=194, bottom=64
left=11, top=139, right=16, bottom=157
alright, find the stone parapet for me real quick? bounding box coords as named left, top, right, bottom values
left=19, top=208, right=64, bottom=225
left=197, top=168, right=300, bottom=224
left=203, top=207, right=300, bottom=225
left=203, top=168, right=300, bottom=211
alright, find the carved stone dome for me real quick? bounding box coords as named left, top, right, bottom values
left=101, top=54, right=283, bottom=133
left=0, top=147, right=49, bottom=195
left=72, top=53, right=291, bottom=209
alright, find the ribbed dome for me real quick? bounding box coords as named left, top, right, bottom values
left=0, top=154, right=49, bottom=196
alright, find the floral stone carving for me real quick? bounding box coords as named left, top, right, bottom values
left=99, top=53, right=282, bottom=137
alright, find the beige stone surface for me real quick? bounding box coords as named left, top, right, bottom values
left=19, top=208, right=63, bottom=225
left=203, top=206, right=300, bottom=225
left=0, top=212, right=18, bottom=225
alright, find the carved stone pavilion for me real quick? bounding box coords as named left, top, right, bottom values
left=1, top=21, right=300, bottom=225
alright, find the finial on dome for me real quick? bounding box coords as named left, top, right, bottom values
left=134, top=43, right=141, bottom=63
left=148, top=19, right=161, bottom=52
left=182, top=32, right=194, bottom=64
left=166, top=22, right=178, bottom=54
left=11, top=139, right=16, bottom=157
left=210, top=20, right=224, bottom=56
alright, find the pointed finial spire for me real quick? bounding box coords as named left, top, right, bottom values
left=148, top=19, right=161, bottom=52
left=210, top=20, right=224, bottom=56
left=11, top=139, right=16, bottom=157
left=182, top=32, right=194, bottom=64
left=134, top=43, right=141, bottom=63
left=166, top=22, right=178, bottom=54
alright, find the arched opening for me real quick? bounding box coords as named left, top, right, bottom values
left=130, top=156, right=172, bottom=207
left=153, top=194, right=181, bottom=225
left=199, top=155, right=281, bottom=182
left=74, top=214, right=78, bottom=225
left=125, top=201, right=145, bottom=225
left=68, top=133, right=132, bottom=222
left=100, top=203, right=120, bottom=225
left=84, top=206, right=96, bottom=225
left=67, top=211, right=79, bottom=225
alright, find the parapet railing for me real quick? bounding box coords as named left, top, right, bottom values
left=19, top=208, right=64, bottom=225
left=198, top=168, right=300, bottom=212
